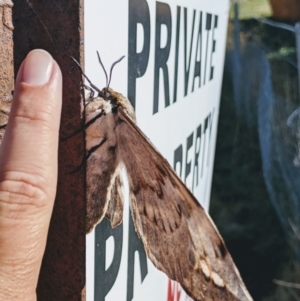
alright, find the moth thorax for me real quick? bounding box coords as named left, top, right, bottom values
left=86, top=97, right=112, bottom=117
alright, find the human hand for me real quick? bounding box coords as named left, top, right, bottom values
left=0, top=49, right=62, bottom=301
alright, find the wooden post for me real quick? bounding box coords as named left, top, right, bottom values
left=0, top=0, right=13, bottom=141
left=12, top=1, right=86, bottom=300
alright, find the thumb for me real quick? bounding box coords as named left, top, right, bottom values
left=0, top=49, right=62, bottom=301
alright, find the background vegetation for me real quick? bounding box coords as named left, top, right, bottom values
left=210, top=1, right=300, bottom=300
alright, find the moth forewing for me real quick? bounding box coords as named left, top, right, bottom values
left=84, top=84, right=252, bottom=300
left=114, top=107, right=252, bottom=301
left=85, top=94, right=121, bottom=233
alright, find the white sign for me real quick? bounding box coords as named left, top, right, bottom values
left=85, top=0, right=229, bottom=300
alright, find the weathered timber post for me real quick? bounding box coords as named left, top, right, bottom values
left=8, top=1, right=85, bottom=300
left=0, top=0, right=13, bottom=140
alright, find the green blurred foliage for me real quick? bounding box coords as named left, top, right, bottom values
left=230, top=0, right=271, bottom=19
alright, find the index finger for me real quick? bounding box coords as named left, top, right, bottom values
left=0, top=49, right=62, bottom=301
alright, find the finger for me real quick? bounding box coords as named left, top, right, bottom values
left=0, top=49, right=62, bottom=301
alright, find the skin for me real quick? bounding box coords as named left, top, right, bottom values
left=0, top=49, right=62, bottom=301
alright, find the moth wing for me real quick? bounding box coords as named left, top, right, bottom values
left=105, top=167, right=124, bottom=228
left=116, top=108, right=252, bottom=301
left=86, top=110, right=123, bottom=233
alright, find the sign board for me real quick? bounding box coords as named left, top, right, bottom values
left=85, top=0, right=229, bottom=300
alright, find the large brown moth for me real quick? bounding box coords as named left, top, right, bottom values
left=73, top=53, right=253, bottom=301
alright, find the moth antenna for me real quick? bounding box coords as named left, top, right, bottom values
left=96, top=51, right=109, bottom=88
left=70, top=56, right=102, bottom=94
left=107, top=55, right=125, bottom=89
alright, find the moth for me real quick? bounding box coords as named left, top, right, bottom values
left=72, top=53, right=253, bottom=301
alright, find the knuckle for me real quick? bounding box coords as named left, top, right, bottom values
left=0, top=172, right=49, bottom=220
left=13, top=113, right=54, bottom=132
left=13, top=99, right=52, bottom=123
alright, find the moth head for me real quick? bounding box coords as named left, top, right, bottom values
left=71, top=53, right=136, bottom=122
left=105, top=87, right=136, bottom=123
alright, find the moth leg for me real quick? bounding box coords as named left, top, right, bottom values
left=71, top=56, right=102, bottom=94
left=81, top=84, right=95, bottom=101
left=61, top=110, right=106, bottom=142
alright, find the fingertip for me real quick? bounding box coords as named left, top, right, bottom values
left=15, top=49, right=62, bottom=93
left=0, top=49, right=63, bottom=191
left=22, top=50, right=53, bottom=86
left=11, top=49, right=62, bottom=129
